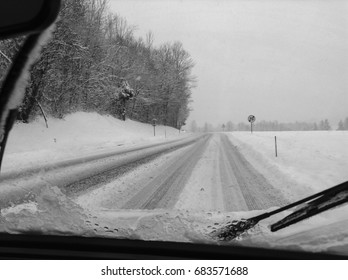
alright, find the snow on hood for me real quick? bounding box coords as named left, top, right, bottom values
left=0, top=185, right=347, bottom=256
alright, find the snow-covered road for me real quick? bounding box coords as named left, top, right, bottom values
left=1, top=133, right=288, bottom=212
left=76, top=133, right=288, bottom=212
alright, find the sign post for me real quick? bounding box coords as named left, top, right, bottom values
left=248, top=115, right=256, bottom=134
left=152, top=118, right=157, bottom=136
left=275, top=136, right=278, bottom=157
left=178, top=121, right=185, bottom=134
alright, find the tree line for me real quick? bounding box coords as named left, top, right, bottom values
left=337, top=117, right=348, bottom=130
left=191, top=118, right=348, bottom=132
left=0, top=0, right=195, bottom=129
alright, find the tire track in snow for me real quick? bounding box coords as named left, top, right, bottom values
left=64, top=137, right=199, bottom=197
left=0, top=134, right=201, bottom=207
left=218, top=143, right=249, bottom=211
left=220, top=134, right=289, bottom=210
left=122, top=134, right=211, bottom=210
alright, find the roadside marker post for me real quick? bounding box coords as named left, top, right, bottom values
left=275, top=136, right=278, bottom=157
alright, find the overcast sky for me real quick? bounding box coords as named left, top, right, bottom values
left=109, top=0, right=348, bottom=127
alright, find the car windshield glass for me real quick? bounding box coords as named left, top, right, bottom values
left=0, top=0, right=347, bottom=256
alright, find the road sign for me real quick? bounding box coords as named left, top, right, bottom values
left=248, top=115, right=256, bottom=123
left=152, top=118, right=157, bottom=136
left=248, top=115, right=256, bottom=133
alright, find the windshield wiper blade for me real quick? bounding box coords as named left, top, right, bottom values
left=271, top=187, right=348, bottom=232
left=212, top=181, right=348, bottom=241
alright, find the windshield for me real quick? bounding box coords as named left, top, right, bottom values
left=0, top=0, right=347, bottom=256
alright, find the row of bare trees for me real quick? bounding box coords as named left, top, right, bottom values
left=0, top=0, right=195, bottom=128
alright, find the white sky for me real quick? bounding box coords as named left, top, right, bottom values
left=108, top=0, right=348, bottom=127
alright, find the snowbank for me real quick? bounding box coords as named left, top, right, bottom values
left=2, top=112, right=185, bottom=173
left=227, top=131, right=348, bottom=198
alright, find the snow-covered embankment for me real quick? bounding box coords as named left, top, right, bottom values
left=2, top=112, right=184, bottom=174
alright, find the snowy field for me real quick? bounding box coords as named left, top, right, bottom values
left=2, top=112, right=185, bottom=174
left=223, top=130, right=348, bottom=255
left=228, top=131, right=348, bottom=200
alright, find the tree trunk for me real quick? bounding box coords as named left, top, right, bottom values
left=35, top=98, right=48, bottom=128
